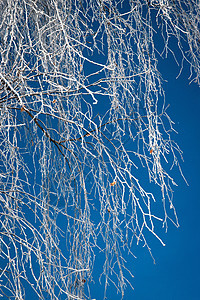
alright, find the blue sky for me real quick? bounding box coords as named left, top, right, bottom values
left=89, top=45, right=200, bottom=300
left=137, top=74, right=200, bottom=299
left=120, top=54, right=200, bottom=300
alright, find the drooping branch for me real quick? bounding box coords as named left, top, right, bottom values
left=0, top=0, right=199, bottom=299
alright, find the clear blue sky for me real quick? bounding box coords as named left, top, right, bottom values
left=133, top=62, right=200, bottom=300
left=93, top=51, right=200, bottom=300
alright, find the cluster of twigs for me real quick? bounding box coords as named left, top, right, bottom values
left=0, top=0, right=199, bottom=299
